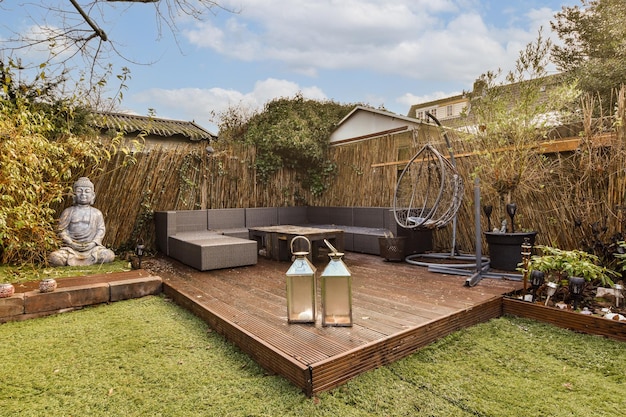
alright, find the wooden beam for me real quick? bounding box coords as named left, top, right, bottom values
left=371, top=133, right=616, bottom=168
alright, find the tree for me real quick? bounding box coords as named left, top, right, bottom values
left=0, top=1, right=229, bottom=87
left=551, top=0, right=626, bottom=111
left=0, top=60, right=133, bottom=266
left=467, top=30, right=579, bottom=229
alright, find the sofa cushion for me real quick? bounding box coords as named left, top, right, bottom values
left=353, top=207, right=385, bottom=229
left=246, top=207, right=278, bottom=227
left=327, top=207, right=353, bottom=226
left=207, top=208, right=246, bottom=230
left=278, top=206, right=308, bottom=225
left=176, top=210, right=208, bottom=232
left=168, top=234, right=257, bottom=271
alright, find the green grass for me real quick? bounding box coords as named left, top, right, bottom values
left=0, top=260, right=130, bottom=284
left=1, top=296, right=625, bottom=417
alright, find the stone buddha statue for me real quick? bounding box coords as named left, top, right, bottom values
left=48, top=177, right=115, bottom=266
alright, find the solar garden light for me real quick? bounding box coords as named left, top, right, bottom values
left=568, top=276, right=585, bottom=310
left=321, top=239, right=353, bottom=327
left=285, top=236, right=316, bottom=324
left=135, top=242, right=145, bottom=269
left=545, top=281, right=558, bottom=306
left=506, top=203, right=517, bottom=233
left=614, top=283, right=624, bottom=308
left=529, top=270, right=544, bottom=303
left=483, top=205, right=493, bottom=232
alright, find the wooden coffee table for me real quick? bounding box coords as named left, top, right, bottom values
left=248, top=225, right=344, bottom=261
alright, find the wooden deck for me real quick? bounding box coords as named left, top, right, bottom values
left=152, top=252, right=522, bottom=396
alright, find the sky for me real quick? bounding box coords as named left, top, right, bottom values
left=0, top=0, right=580, bottom=133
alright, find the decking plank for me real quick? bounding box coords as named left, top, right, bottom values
left=152, top=252, right=521, bottom=395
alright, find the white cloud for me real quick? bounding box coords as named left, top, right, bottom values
left=130, top=78, right=327, bottom=131
left=183, top=0, right=559, bottom=82
left=8, top=25, right=79, bottom=64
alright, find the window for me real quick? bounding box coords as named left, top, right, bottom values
left=446, top=105, right=453, bottom=117
left=416, top=111, right=424, bottom=119
left=430, top=108, right=437, bottom=117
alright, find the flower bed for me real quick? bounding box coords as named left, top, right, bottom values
left=502, top=297, right=626, bottom=343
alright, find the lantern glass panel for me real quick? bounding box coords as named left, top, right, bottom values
left=287, top=273, right=316, bottom=323
left=286, top=237, right=316, bottom=324
left=321, top=253, right=352, bottom=327
left=322, top=276, right=352, bottom=326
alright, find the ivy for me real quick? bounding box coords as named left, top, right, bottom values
left=225, top=94, right=354, bottom=193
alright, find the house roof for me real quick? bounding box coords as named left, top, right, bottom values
left=407, top=94, right=467, bottom=117
left=329, top=106, right=429, bottom=145
left=335, top=105, right=424, bottom=127
left=91, top=112, right=217, bottom=142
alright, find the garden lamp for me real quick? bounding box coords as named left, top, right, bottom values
left=545, top=281, right=558, bottom=306
left=568, top=276, right=585, bottom=310
left=614, top=283, right=624, bottom=308
left=135, top=242, right=145, bottom=269
left=506, top=203, right=517, bottom=233
left=529, top=270, right=544, bottom=303
left=321, top=239, right=352, bottom=327
left=483, top=205, right=493, bottom=232
left=285, top=236, right=317, bottom=324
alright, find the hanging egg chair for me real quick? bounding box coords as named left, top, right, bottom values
left=393, top=143, right=464, bottom=231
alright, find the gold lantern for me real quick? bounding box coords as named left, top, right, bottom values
left=285, top=236, right=317, bottom=324
left=321, top=239, right=352, bottom=327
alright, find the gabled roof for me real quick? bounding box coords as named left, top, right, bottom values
left=91, top=111, right=217, bottom=142
left=407, top=94, right=467, bottom=117
left=330, top=106, right=427, bottom=145
left=335, top=105, right=424, bottom=127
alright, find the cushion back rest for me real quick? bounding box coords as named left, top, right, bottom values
left=245, top=207, right=278, bottom=228
left=353, top=207, right=385, bottom=229
left=207, top=208, right=246, bottom=230
left=176, top=210, right=208, bottom=232
left=306, top=206, right=330, bottom=225
left=278, top=206, right=308, bottom=225
left=327, top=207, right=353, bottom=226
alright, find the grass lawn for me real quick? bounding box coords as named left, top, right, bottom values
left=1, top=295, right=625, bottom=417
left=0, top=260, right=131, bottom=284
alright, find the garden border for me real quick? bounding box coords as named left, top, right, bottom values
left=0, top=270, right=162, bottom=323
left=502, top=297, right=626, bottom=342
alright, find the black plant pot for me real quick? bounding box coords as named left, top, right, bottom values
left=484, top=231, right=537, bottom=272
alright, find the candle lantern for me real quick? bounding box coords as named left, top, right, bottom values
left=321, top=239, right=352, bottom=327
left=285, top=236, right=317, bottom=324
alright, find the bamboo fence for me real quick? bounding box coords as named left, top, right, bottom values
left=69, top=115, right=625, bottom=257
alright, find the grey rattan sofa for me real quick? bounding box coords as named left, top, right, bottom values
left=155, top=206, right=432, bottom=270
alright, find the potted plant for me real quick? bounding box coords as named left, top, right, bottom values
left=465, top=32, right=577, bottom=271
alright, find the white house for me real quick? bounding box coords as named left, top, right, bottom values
left=329, top=106, right=426, bottom=146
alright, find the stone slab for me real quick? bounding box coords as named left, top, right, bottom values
left=110, top=276, right=163, bottom=302
left=24, top=283, right=110, bottom=314
left=0, top=294, right=25, bottom=321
